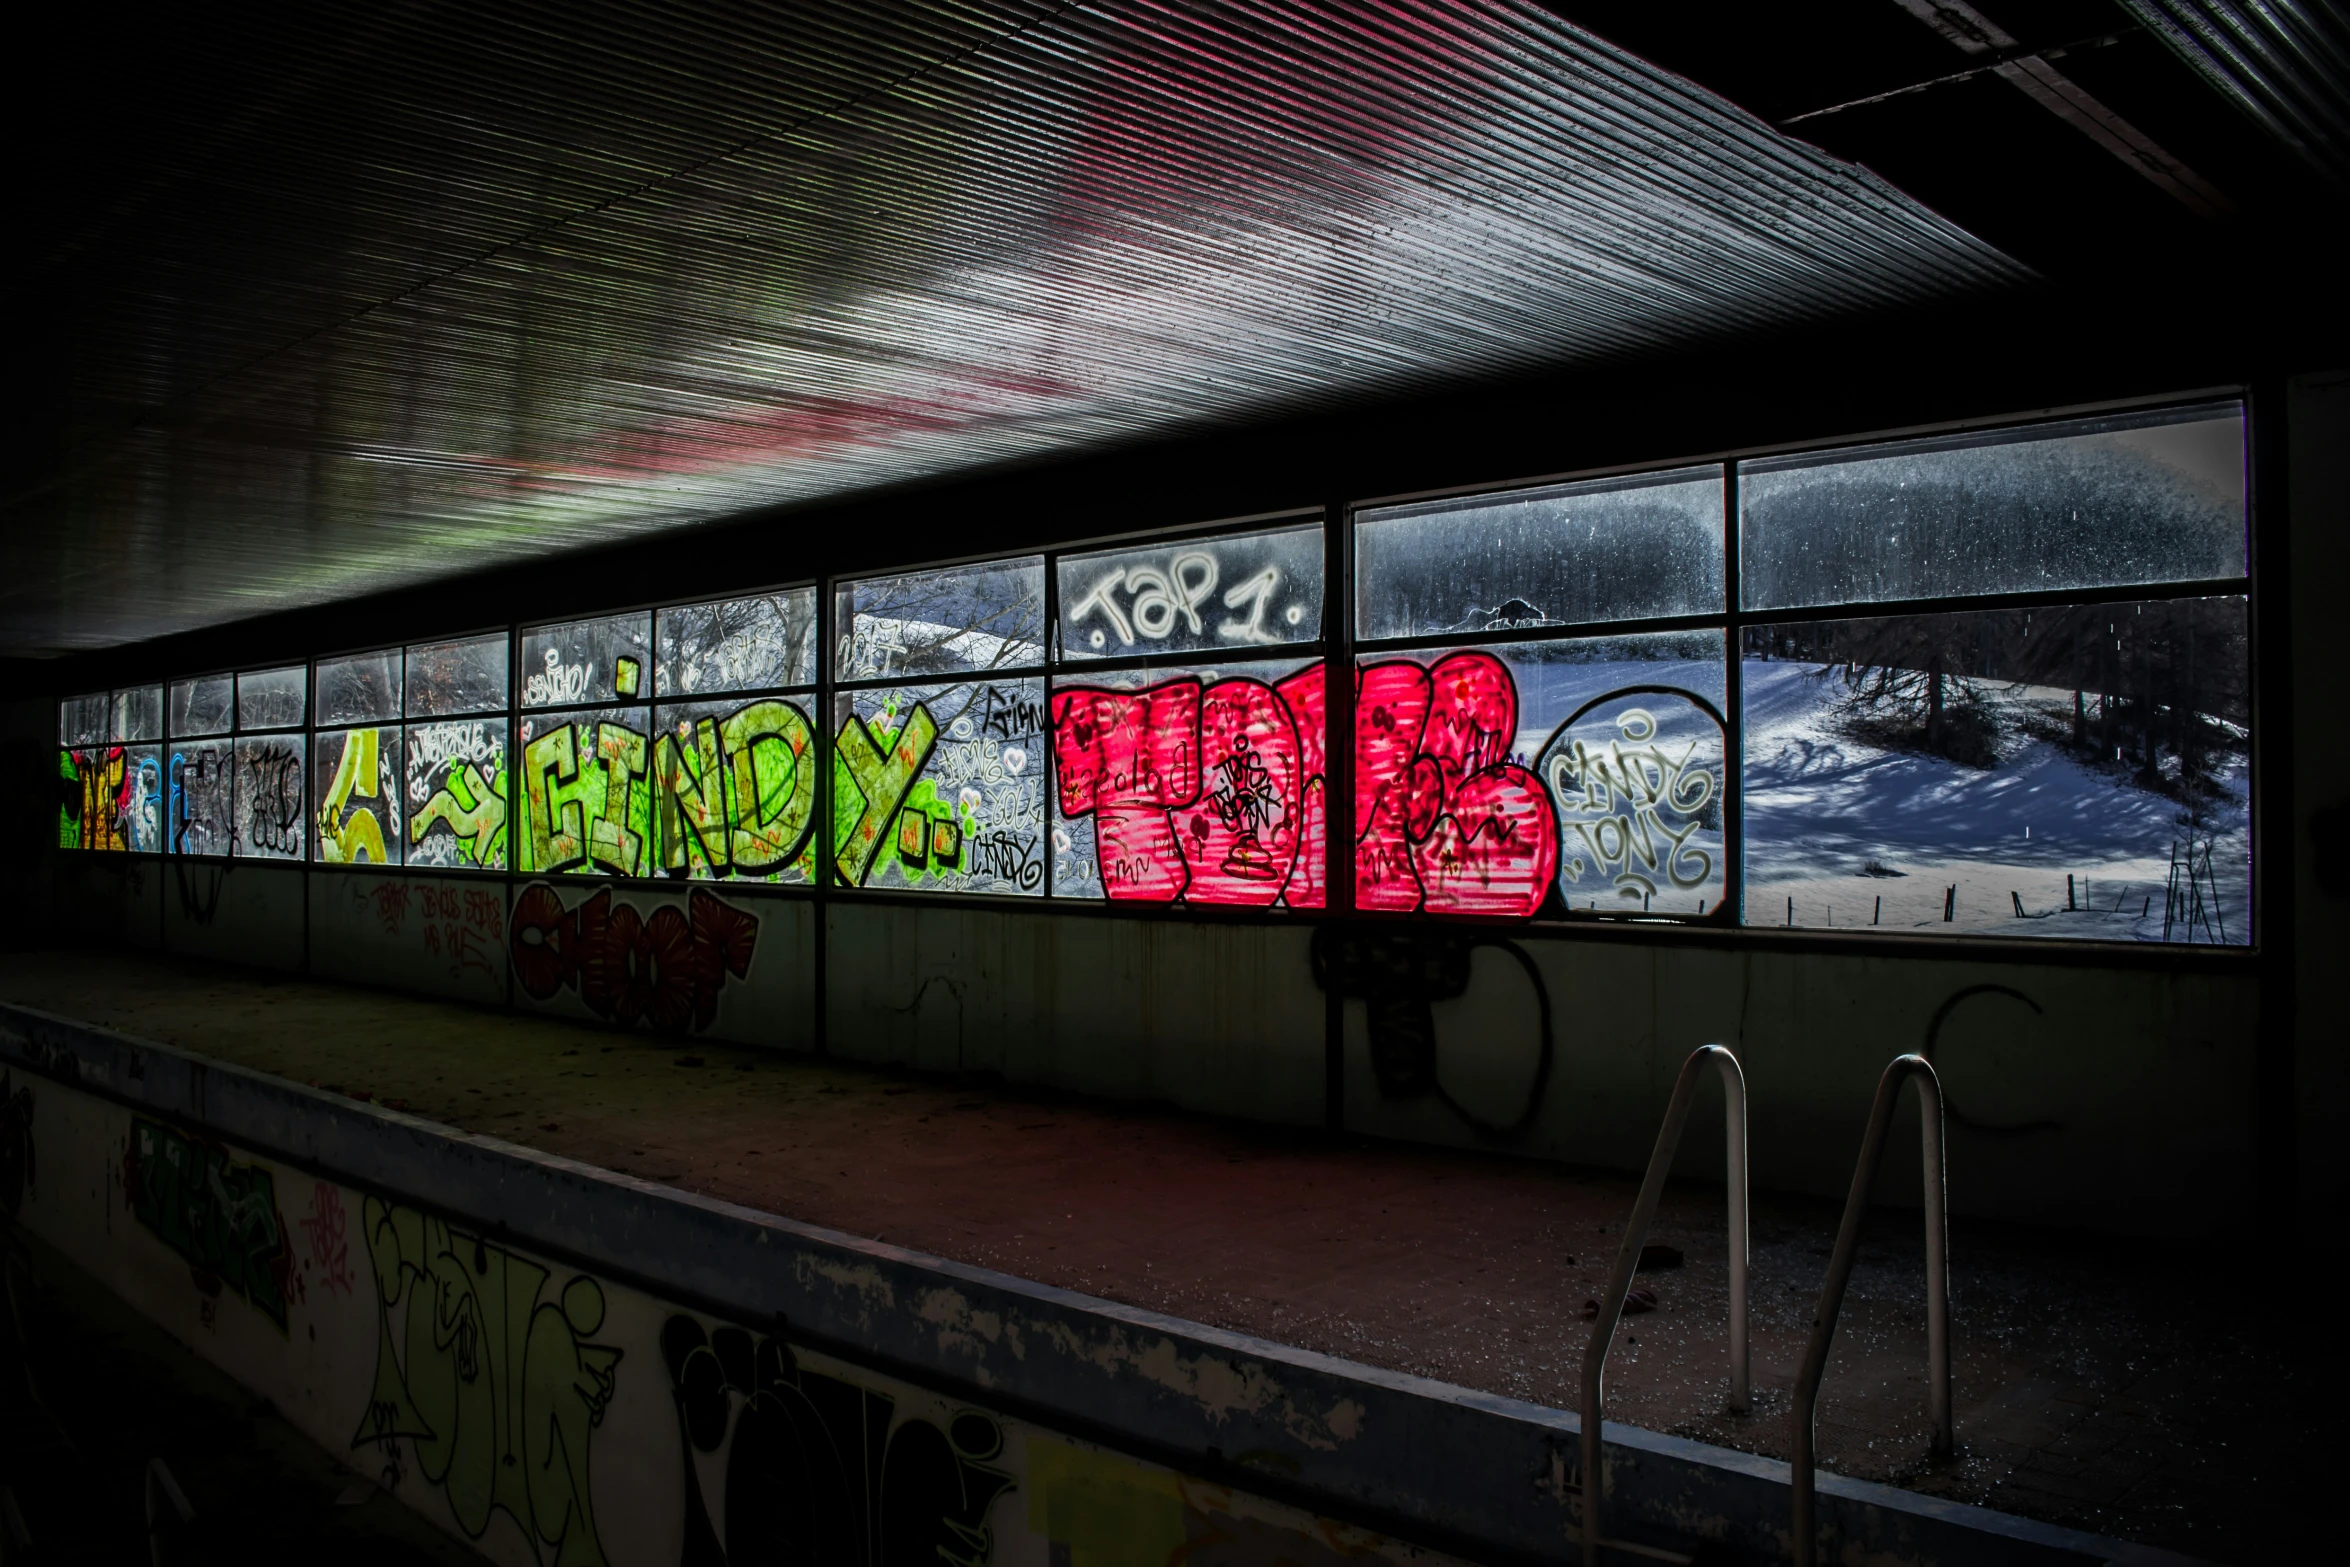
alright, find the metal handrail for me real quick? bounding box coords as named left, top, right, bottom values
left=1790, top=1053, right=1951, bottom=1565
left=1580, top=1043, right=1749, bottom=1564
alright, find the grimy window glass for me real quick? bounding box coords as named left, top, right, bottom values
left=1355, top=632, right=1728, bottom=919
left=1743, top=597, right=2250, bottom=943
left=314, top=726, right=402, bottom=865
left=406, top=633, right=509, bottom=717
left=167, top=682, right=234, bottom=856
left=651, top=697, right=819, bottom=885
left=406, top=716, right=508, bottom=870
left=517, top=705, right=652, bottom=878
left=522, top=614, right=652, bottom=708
left=169, top=674, right=234, bottom=738
left=236, top=666, right=307, bottom=731
left=111, top=687, right=163, bottom=744
left=60, top=688, right=165, bottom=853
left=232, top=734, right=305, bottom=859
left=1056, top=523, right=1324, bottom=660
left=835, top=558, right=1046, bottom=682
left=1355, top=466, right=1726, bottom=639
left=1739, top=402, right=2246, bottom=611
left=59, top=692, right=107, bottom=747
left=316, top=650, right=401, bottom=726
left=834, top=676, right=1048, bottom=897
left=657, top=589, right=818, bottom=696
left=1047, top=519, right=1328, bottom=912
left=1050, top=655, right=1327, bottom=907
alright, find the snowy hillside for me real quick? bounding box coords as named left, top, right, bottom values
left=1741, top=659, right=2249, bottom=943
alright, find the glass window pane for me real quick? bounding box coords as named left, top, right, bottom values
left=406, top=718, right=509, bottom=870
left=1057, top=524, right=1324, bottom=661
left=835, top=557, right=1045, bottom=681
left=1740, top=403, right=2246, bottom=611
left=316, top=650, right=401, bottom=726
left=60, top=744, right=162, bottom=852
left=170, top=674, right=234, bottom=738
left=110, top=686, right=163, bottom=743
left=652, top=697, right=819, bottom=882
left=1050, top=656, right=1326, bottom=907
left=407, top=633, right=510, bottom=717
left=232, top=735, right=306, bottom=858
left=313, top=727, right=403, bottom=865
left=657, top=589, right=817, bottom=696
left=1742, top=596, right=2249, bottom=943
left=236, top=666, right=307, bottom=731
left=521, top=615, right=651, bottom=708
left=1356, top=466, right=1725, bottom=640
left=516, top=708, right=653, bottom=876
left=1355, top=631, right=1728, bottom=919
left=169, top=737, right=234, bottom=857
left=60, top=692, right=107, bottom=746
left=833, top=677, right=1047, bottom=896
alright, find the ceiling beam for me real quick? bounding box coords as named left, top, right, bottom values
left=1890, top=0, right=2234, bottom=218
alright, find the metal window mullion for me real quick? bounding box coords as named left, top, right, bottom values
left=813, top=575, right=834, bottom=1055
left=1041, top=550, right=1061, bottom=900
left=1723, top=462, right=1745, bottom=929
left=1325, top=497, right=1355, bottom=1132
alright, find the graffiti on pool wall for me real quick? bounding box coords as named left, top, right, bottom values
left=1, top=1072, right=32, bottom=1216
left=662, top=1314, right=1014, bottom=1565
left=1356, top=653, right=1558, bottom=917
left=125, top=1117, right=294, bottom=1330
left=1050, top=666, right=1326, bottom=908
left=353, top=1198, right=620, bottom=1566
left=360, top=879, right=504, bottom=982
left=510, top=882, right=759, bottom=1033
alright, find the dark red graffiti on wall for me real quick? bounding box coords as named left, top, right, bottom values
left=1051, top=666, right=1326, bottom=908
left=1356, top=652, right=1557, bottom=918
left=510, top=882, right=759, bottom=1034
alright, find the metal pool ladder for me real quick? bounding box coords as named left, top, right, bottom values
left=1790, top=1052, right=1952, bottom=1566
left=1580, top=1043, right=1749, bottom=1565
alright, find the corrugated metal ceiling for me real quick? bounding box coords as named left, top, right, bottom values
left=5, top=0, right=2029, bottom=656
left=2120, top=1, right=2350, bottom=188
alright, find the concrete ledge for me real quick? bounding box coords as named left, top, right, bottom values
left=0, top=1000, right=2205, bottom=1566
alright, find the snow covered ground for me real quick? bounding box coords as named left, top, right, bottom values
left=1740, top=660, right=2250, bottom=944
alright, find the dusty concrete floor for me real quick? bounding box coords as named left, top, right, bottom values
left=0, top=1223, right=472, bottom=1563
left=0, top=947, right=2327, bottom=1563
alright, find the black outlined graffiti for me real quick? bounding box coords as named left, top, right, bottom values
left=353, top=1198, right=620, bottom=1565
left=1312, top=926, right=1555, bottom=1139
left=663, top=1314, right=1014, bottom=1566
left=1923, top=984, right=2061, bottom=1136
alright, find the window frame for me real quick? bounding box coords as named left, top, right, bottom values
left=50, top=385, right=2266, bottom=962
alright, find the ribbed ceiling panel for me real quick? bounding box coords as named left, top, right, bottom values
left=2121, top=1, right=2350, bottom=188
left=7, top=0, right=2026, bottom=655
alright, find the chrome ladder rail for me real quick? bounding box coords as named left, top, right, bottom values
left=1579, top=1043, right=1749, bottom=1564
left=1790, top=1052, right=1951, bottom=1565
